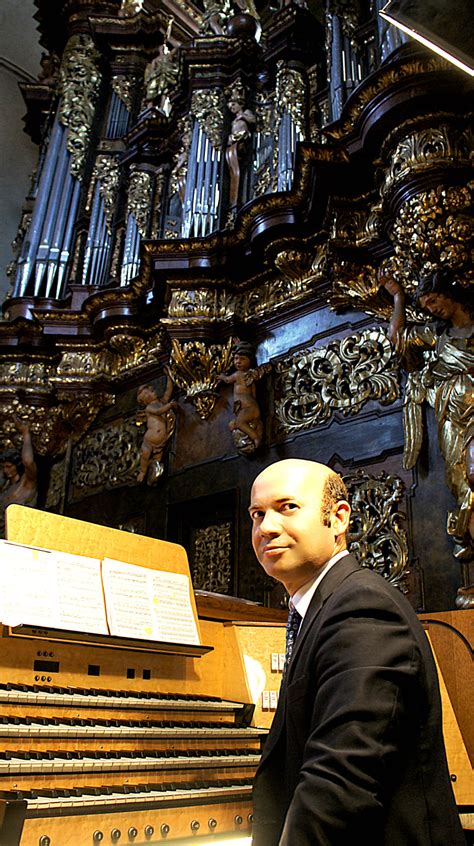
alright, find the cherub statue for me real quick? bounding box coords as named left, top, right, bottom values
left=217, top=341, right=271, bottom=454
left=137, top=369, right=178, bottom=484
left=0, top=417, right=38, bottom=538
left=382, top=267, right=473, bottom=555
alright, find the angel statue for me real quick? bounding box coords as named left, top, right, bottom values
left=382, top=267, right=473, bottom=561
left=136, top=368, right=178, bottom=484
left=217, top=341, right=271, bottom=454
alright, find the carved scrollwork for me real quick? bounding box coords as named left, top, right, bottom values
left=329, top=207, right=381, bottom=247
left=274, top=328, right=399, bottom=432
left=58, top=35, right=101, bottom=179
left=166, top=287, right=237, bottom=322
left=345, top=469, right=409, bottom=592
left=0, top=394, right=114, bottom=456
left=71, top=421, right=140, bottom=492
left=380, top=125, right=473, bottom=198
left=192, top=523, right=232, bottom=593
left=242, top=245, right=327, bottom=319
left=170, top=337, right=234, bottom=419
left=191, top=89, right=225, bottom=149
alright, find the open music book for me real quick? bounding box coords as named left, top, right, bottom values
left=0, top=539, right=200, bottom=645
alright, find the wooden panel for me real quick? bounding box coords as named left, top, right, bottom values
left=5, top=504, right=202, bottom=643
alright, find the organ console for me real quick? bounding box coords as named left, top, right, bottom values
left=0, top=506, right=286, bottom=845
left=0, top=506, right=471, bottom=845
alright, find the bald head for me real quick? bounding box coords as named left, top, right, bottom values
left=249, top=459, right=350, bottom=594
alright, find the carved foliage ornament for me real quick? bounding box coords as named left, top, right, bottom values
left=127, top=169, right=153, bottom=237
left=274, top=328, right=399, bottom=432
left=386, top=184, right=474, bottom=290
left=167, top=286, right=237, bottom=322
left=90, top=154, right=122, bottom=232
left=191, top=89, right=226, bottom=149
left=329, top=184, right=473, bottom=317
left=0, top=395, right=113, bottom=457
left=170, top=337, right=233, bottom=419
left=192, top=523, right=232, bottom=593
left=58, top=35, right=101, bottom=179
left=72, top=422, right=140, bottom=493
left=345, top=469, right=409, bottom=593
left=111, top=76, right=134, bottom=111
left=243, top=245, right=328, bottom=319
left=275, top=61, right=306, bottom=137
left=380, top=125, right=473, bottom=198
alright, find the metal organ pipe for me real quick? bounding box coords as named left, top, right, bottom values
left=13, top=116, right=65, bottom=297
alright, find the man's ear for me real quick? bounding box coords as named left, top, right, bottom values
left=331, top=500, right=351, bottom=537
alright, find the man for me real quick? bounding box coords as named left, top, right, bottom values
left=249, top=458, right=465, bottom=845
left=0, top=418, right=38, bottom=538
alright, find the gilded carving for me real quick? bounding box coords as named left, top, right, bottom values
left=345, top=469, right=409, bottom=592
left=166, top=287, right=237, bottom=321
left=111, top=76, right=134, bottom=111
left=90, top=154, right=122, bottom=232
left=380, top=125, right=473, bottom=198
left=58, top=35, right=101, bottom=179
left=388, top=185, right=473, bottom=286
left=170, top=337, right=234, bottom=419
left=329, top=207, right=381, bottom=247
left=330, top=184, right=473, bottom=316
left=325, top=56, right=450, bottom=141
left=0, top=395, right=113, bottom=456
left=242, top=245, right=327, bottom=318
left=275, top=61, right=306, bottom=138
left=192, top=523, right=232, bottom=593
left=72, top=422, right=140, bottom=491
left=127, top=168, right=153, bottom=237
left=274, top=328, right=399, bottom=432
left=45, top=456, right=67, bottom=511
left=191, top=88, right=226, bottom=149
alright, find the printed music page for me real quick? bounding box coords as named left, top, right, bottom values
left=0, top=539, right=109, bottom=634
left=102, top=557, right=200, bottom=644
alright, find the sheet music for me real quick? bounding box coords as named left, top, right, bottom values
left=0, top=540, right=108, bottom=634
left=102, top=557, right=200, bottom=644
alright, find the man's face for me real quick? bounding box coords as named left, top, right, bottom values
left=1, top=461, right=19, bottom=481
left=249, top=462, right=346, bottom=595
left=418, top=292, right=455, bottom=321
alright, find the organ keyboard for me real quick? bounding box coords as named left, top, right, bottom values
left=0, top=506, right=287, bottom=845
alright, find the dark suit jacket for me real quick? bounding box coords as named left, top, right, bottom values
left=252, top=555, right=465, bottom=845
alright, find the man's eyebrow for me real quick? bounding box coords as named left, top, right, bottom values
left=248, top=496, right=297, bottom=514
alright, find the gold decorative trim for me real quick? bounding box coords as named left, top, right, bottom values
left=274, top=328, right=399, bottom=432
left=170, top=337, right=233, bottom=419
left=58, top=35, right=101, bottom=179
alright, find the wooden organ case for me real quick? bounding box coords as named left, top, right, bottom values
left=0, top=507, right=286, bottom=846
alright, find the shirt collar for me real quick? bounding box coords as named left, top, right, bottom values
left=292, top=550, right=349, bottom=620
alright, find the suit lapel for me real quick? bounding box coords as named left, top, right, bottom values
left=259, top=554, right=361, bottom=765
left=288, top=554, right=361, bottom=672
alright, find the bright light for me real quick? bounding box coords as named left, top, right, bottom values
left=379, top=1, right=474, bottom=77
